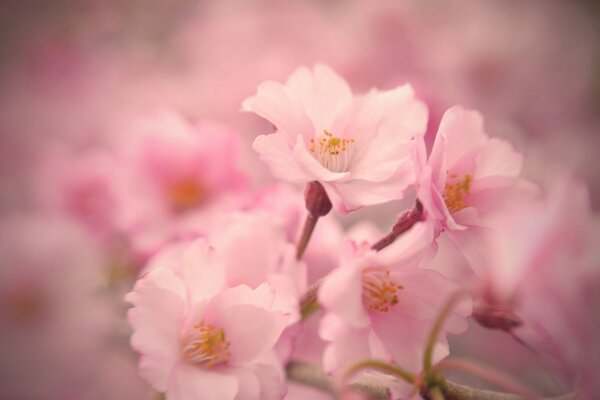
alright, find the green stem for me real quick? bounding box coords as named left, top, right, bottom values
left=345, top=359, right=416, bottom=385
left=423, top=290, right=469, bottom=372
left=429, top=385, right=446, bottom=400
left=300, top=279, right=322, bottom=319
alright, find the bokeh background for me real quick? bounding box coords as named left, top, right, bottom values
left=0, top=1, right=598, bottom=399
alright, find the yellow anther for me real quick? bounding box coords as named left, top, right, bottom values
left=181, top=322, right=231, bottom=368
left=309, top=130, right=355, bottom=172
left=443, top=174, right=473, bottom=212
left=362, top=267, right=403, bottom=313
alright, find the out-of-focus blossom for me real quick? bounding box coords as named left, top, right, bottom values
left=475, top=173, right=600, bottom=397
left=244, top=64, right=428, bottom=214
left=127, top=239, right=288, bottom=400
left=116, top=108, right=247, bottom=256
left=415, top=106, right=534, bottom=272
left=0, top=215, right=112, bottom=400
left=249, top=183, right=344, bottom=283
left=318, top=222, right=470, bottom=382
left=36, top=147, right=128, bottom=249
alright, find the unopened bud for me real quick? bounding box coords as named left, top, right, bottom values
left=473, top=303, right=522, bottom=332
left=304, top=181, right=332, bottom=217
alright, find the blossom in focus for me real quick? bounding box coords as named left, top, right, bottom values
left=414, top=106, right=534, bottom=272
left=209, top=212, right=307, bottom=325
left=243, top=64, right=428, bottom=214
left=318, top=222, right=471, bottom=381
left=127, top=239, right=288, bottom=400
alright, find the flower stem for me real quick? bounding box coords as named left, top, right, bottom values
left=344, top=359, right=416, bottom=385
left=432, top=358, right=537, bottom=398
left=296, top=213, right=318, bottom=260
left=372, top=200, right=424, bottom=252
left=300, top=279, right=322, bottom=319
left=429, top=385, right=446, bottom=400
left=423, top=290, right=469, bottom=372
left=297, top=181, right=332, bottom=260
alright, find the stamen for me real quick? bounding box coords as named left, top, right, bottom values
left=443, top=174, right=473, bottom=213
left=168, top=178, right=205, bottom=212
left=181, top=322, right=231, bottom=367
left=362, top=267, right=403, bottom=313
left=309, top=130, right=355, bottom=172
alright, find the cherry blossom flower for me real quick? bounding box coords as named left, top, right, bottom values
left=127, top=239, right=289, bottom=400
left=414, top=106, right=535, bottom=272
left=209, top=212, right=307, bottom=325
left=243, top=64, right=428, bottom=214
left=116, top=108, right=247, bottom=256
left=475, top=174, right=600, bottom=397
left=318, top=222, right=471, bottom=381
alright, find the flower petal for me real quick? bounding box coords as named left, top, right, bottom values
left=242, top=81, right=314, bottom=146
left=167, top=363, right=239, bottom=400
left=253, top=134, right=311, bottom=183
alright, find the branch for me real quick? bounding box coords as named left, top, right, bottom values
left=286, top=361, right=575, bottom=400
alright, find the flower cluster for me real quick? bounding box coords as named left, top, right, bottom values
left=116, top=65, right=599, bottom=399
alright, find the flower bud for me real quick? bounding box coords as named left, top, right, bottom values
left=304, top=181, right=332, bottom=217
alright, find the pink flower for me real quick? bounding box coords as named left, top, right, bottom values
left=127, top=239, right=289, bottom=400
left=243, top=64, right=428, bottom=214
left=414, top=106, right=534, bottom=272
left=209, top=212, right=307, bottom=325
left=318, top=222, right=471, bottom=379
left=116, top=108, right=247, bottom=255
left=476, top=174, right=600, bottom=397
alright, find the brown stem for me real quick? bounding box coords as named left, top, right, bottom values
left=371, top=200, right=424, bottom=252
left=296, top=213, right=318, bottom=260
left=371, top=231, right=398, bottom=251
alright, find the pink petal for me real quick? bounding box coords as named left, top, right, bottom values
left=350, top=86, right=428, bottom=182
left=242, top=81, right=314, bottom=146
left=180, top=240, right=226, bottom=304
left=324, top=167, right=413, bottom=214
left=211, top=214, right=284, bottom=288
left=319, top=262, right=369, bottom=328
left=322, top=324, right=372, bottom=373
left=429, top=107, right=487, bottom=188
left=210, top=303, right=287, bottom=365
left=167, top=363, right=239, bottom=400
left=126, top=269, right=186, bottom=391
left=374, top=221, right=436, bottom=267
left=253, top=134, right=311, bottom=183
left=286, top=64, right=353, bottom=134
left=475, top=137, right=524, bottom=180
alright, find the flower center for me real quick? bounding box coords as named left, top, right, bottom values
left=361, top=267, right=403, bottom=313
left=181, top=322, right=231, bottom=367
left=443, top=174, right=473, bottom=213
left=309, top=130, right=355, bottom=172
left=167, top=177, right=205, bottom=213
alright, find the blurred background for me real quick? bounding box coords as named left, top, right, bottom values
left=0, top=1, right=598, bottom=399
